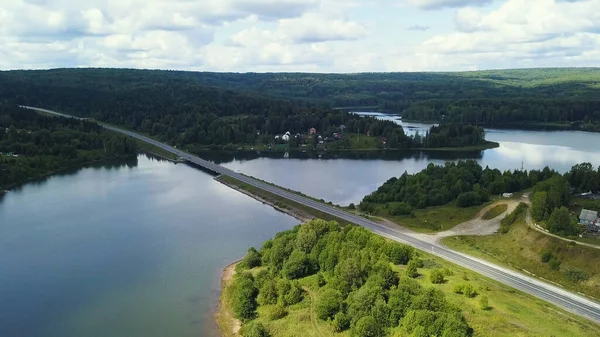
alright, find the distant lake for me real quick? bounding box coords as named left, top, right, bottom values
left=209, top=114, right=600, bottom=205
left=0, top=156, right=298, bottom=337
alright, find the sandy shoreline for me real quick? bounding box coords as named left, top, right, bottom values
left=215, top=260, right=242, bottom=337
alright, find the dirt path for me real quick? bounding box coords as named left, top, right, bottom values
left=303, top=287, right=326, bottom=337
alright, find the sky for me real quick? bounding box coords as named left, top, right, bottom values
left=1, top=0, right=599, bottom=72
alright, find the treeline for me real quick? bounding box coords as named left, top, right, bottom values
left=422, top=124, right=486, bottom=148
left=0, top=104, right=137, bottom=190
left=229, top=220, right=472, bottom=337
left=404, top=98, right=600, bottom=130
left=360, top=161, right=557, bottom=213
left=566, top=163, right=600, bottom=193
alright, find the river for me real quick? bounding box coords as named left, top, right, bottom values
left=2, top=121, right=600, bottom=337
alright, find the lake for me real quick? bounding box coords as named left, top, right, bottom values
left=0, top=155, right=299, bottom=337
left=211, top=117, right=600, bottom=205
left=2, top=120, right=600, bottom=337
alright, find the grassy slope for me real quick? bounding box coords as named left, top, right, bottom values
left=223, top=252, right=600, bottom=337
left=371, top=203, right=489, bottom=233
left=482, top=204, right=508, bottom=220
left=442, top=210, right=600, bottom=300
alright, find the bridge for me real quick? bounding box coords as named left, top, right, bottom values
left=26, top=106, right=600, bottom=323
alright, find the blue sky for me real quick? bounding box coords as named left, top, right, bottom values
left=1, top=0, right=599, bottom=72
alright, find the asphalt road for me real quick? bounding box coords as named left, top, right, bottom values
left=26, top=106, right=600, bottom=323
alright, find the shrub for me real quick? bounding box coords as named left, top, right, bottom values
left=453, top=283, right=464, bottom=294
left=563, top=267, right=590, bottom=282
left=316, top=289, right=342, bottom=320
left=430, top=269, right=445, bottom=284
left=333, top=312, right=351, bottom=332
left=348, top=203, right=356, bottom=210
left=241, top=322, right=271, bottom=337
left=548, top=257, right=561, bottom=271
left=353, top=316, right=381, bottom=337
left=231, top=274, right=258, bottom=321
left=238, top=247, right=261, bottom=270
left=267, top=305, right=288, bottom=321
left=389, top=202, right=413, bottom=216
left=406, top=259, right=419, bottom=278
left=463, top=284, right=477, bottom=298
left=316, top=272, right=326, bottom=287
left=540, top=250, right=553, bottom=263
left=278, top=280, right=303, bottom=306
left=479, top=295, right=489, bottom=310
left=456, top=192, right=480, bottom=208
left=257, top=279, right=278, bottom=306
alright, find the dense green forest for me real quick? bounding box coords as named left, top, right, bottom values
left=0, top=69, right=492, bottom=150
left=0, top=104, right=137, bottom=190
left=360, top=161, right=557, bottom=214
left=4, top=68, right=594, bottom=130
left=229, top=220, right=472, bottom=337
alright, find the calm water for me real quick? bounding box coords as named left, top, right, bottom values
left=0, top=156, right=298, bottom=337
left=2, top=121, right=600, bottom=337
left=212, top=126, right=600, bottom=205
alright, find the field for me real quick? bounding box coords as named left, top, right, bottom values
left=219, top=251, right=600, bottom=337
left=442, top=209, right=600, bottom=300
left=482, top=204, right=508, bottom=220
left=370, top=203, right=489, bottom=233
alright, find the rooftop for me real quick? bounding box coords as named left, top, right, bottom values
left=579, top=209, right=599, bottom=222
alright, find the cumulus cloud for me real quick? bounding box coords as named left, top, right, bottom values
left=406, top=0, right=492, bottom=10
left=407, top=25, right=430, bottom=31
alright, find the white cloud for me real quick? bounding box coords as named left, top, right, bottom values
left=406, top=0, right=493, bottom=10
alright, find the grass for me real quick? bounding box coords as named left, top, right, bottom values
left=441, top=209, right=600, bottom=300
left=371, top=202, right=489, bottom=233
left=482, top=204, right=508, bottom=220
left=220, top=252, right=600, bottom=337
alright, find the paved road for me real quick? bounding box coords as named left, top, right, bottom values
left=26, top=106, right=600, bottom=323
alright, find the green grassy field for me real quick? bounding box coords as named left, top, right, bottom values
left=482, top=204, right=508, bottom=220
left=371, top=202, right=488, bottom=233
left=442, top=209, right=600, bottom=300
left=221, top=252, right=600, bottom=337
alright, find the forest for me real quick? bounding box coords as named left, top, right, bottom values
left=0, top=104, right=137, bottom=191
left=0, top=69, right=491, bottom=150
left=228, top=219, right=472, bottom=337
left=3, top=68, right=595, bottom=131
left=360, top=161, right=557, bottom=213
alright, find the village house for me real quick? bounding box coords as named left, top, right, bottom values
left=579, top=209, right=600, bottom=233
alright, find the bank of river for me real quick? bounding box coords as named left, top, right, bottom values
left=0, top=155, right=298, bottom=337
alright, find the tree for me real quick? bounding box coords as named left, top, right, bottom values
left=547, top=206, right=578, bottom=236
left=479, top=295, right=489, bottom=310
left=333, top=312, right=351, bottom=332
left=257, top=279, right=278, bottom=305
left=282, top=250, right=312, bottom=279
left=231, top=274, right=258, bottom=321
left=430, top=269, right=445, bottom=284
left=406, top=259, right=419, bottom=278
left=531, top=191, right=548, bottom=221
left=239, top=247, right=261, bottom=269
left=241, top=322, right=271, bottom=337
left=316, top=289, right=342, bottom=320
left=353, top=316, right=381, bottom=337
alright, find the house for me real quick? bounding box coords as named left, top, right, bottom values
left=282, top=132, right=291, bottom=141
left=579, top=209, right=600, bottom=233
left=309, top=128, right=317, bottom=135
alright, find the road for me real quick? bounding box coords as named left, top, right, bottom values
left=25, top=106, right=600, bottom=323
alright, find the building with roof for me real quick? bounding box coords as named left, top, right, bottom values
left=579, top=209, right=600, bottom=233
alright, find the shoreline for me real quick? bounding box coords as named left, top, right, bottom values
left=216, top=176, right=313, bottom=223
left=215, top=260, right=242, bottom=337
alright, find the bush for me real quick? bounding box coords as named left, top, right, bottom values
left=316, top=289, right=342, bottom=320
left=348, top=203, right=356, bottom=210
left=540, top=250, right=553, bottom=263
left=266, top=305, right=288, bottom=321
left=548, top=257, right=561, bottom=271
left=463, top=284, right=477, bottom=298
left=479, top=295, right=489, bottom=310
left=353, top=316, right=381, bottom=337
left=231, top=274, right=258, bottom=321
left=386, top=242, right=414, bottom=265
left=241, top=322, right=270, bottom=337
left=430, top=269, right=445, bottom=284
left=456, top=192, right=480, bottom=208
left=563, top=267, right=590, bottom=282
left=257, top=279, right=278, bottom=306
left=333, top=312, right=351, bottom=332
left=238, top=247, right=262, bottom=270
left=316, top=272, right=326, bottom=287
left=453, top=283, right=464, bottom=294
left=389, top=202, right=413, bottom=216
left=406, top=259, right=419, bottom=278
left=278, top=280, right=303, bottom=306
